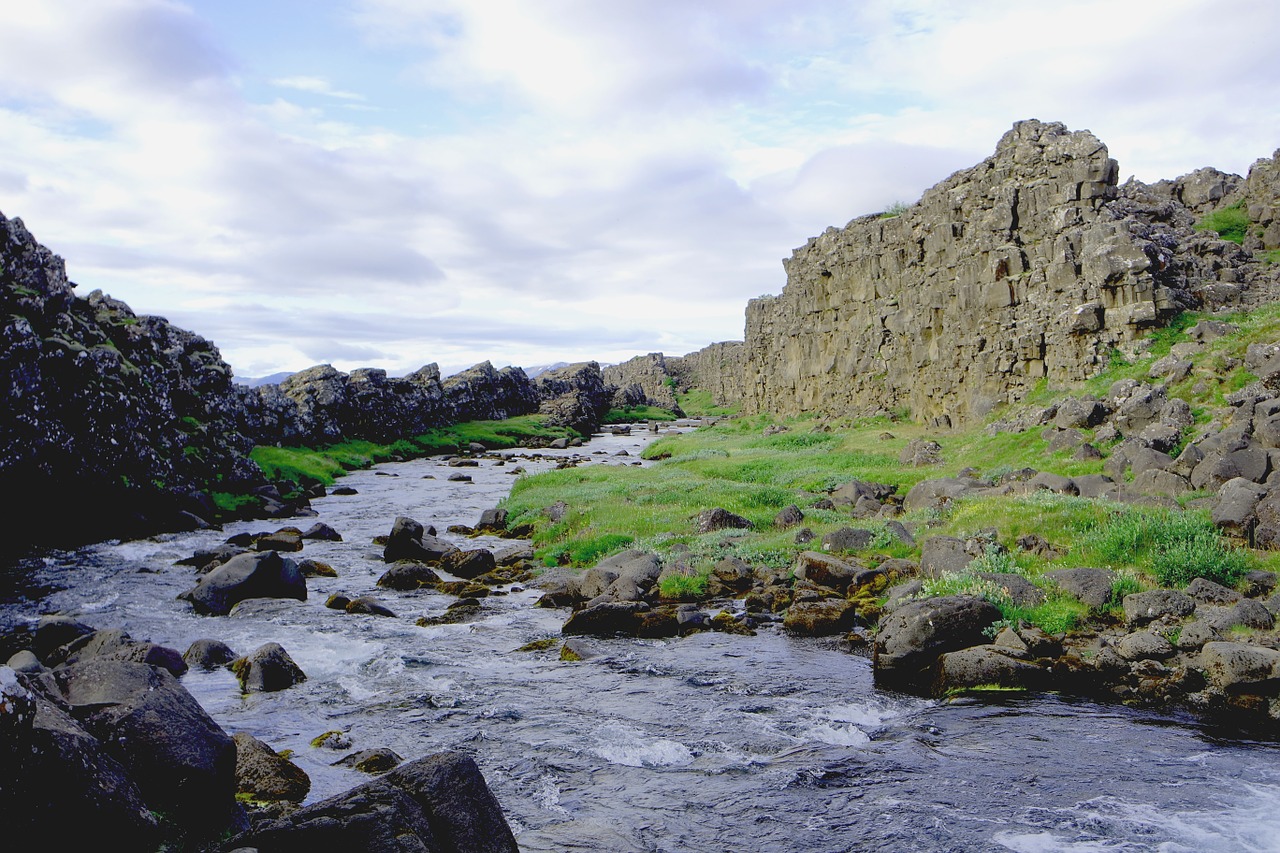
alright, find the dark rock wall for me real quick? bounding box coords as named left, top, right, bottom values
left=0, top=212, right=264, bottom=544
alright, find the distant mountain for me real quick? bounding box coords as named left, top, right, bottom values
left=521, top=361, right=570, bottom=379
left=234, top=371, right=294, bottom=387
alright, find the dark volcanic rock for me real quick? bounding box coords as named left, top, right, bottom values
left=233, top=732, right=311, bottom=803
left=177, top=550, right=306, bottom=615
left=231, top=643, right=307, bottom=693
left=873, top=596, right=1003, bottom=690
left=227, top=751, right=518, bottom=853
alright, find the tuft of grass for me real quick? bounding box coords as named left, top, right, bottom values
left=1193, top=201, right=1249, bottom=244
left=659, top=571, right=710, bottom=599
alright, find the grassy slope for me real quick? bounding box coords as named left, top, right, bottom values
left=504, top=303, right=1280, bottom=629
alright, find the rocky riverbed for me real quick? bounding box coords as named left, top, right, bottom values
left=4, top=428, right=1280, bottom=851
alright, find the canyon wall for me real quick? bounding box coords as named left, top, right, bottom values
left=735, top=120, right=1276, bottom=424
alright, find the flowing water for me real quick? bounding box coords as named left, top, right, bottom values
left=3, top=428, right=1280, bottom=852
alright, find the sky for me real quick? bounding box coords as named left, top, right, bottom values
left=1, top=1, right=1278, bottom=380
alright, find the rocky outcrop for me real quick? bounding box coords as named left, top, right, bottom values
left=736, top=120, right=1275, bottom=425
left=601, top=352, right=681, bottom=411
left=668, top=341, right=747, bottom=409
left=1242, top=148, right=1280, bottom=251
left=534, top=361, right=613, bottom=434
left=0, top=211, right=268, bottom=548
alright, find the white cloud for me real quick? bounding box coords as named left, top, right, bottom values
left=1, top=0, right=1277, bottom=381
left=270, top=75, right=366, bottom=101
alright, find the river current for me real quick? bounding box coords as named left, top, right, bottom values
left=3, top=427, right=1280, bottom=852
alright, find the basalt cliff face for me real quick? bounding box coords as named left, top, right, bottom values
left=738, top=120, right=1277, bottom=424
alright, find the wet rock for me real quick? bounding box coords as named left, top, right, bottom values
left=783, top=599, right=857, bottom=636
left=311, top=730, right=353, bottom=750
left=561, top=601, right=649, bottom=636
left=439, top=548, right=498, bottom=580
left=233, top=732, right=311, bottom=803
left=383, top=516, right=459, bottom=564
left=1045, top=567, right=1115, bottom=609
left=177, top=551, right=306, bottom=616
left=345, top=596, right=397, bottom=618
left=52, top=628, right=187, bottom=677
left=331, top=486, right=359, bottom=496
left=325, top=592, right=352, bottom=610
left=231, top=643, right=307, bottom=693
left=936, top=645, right=1049, bottom=691
left=333, top=748, right=404, bottom=774
left=377, top=561, right=443, bottom=590
left=476, top=507, right=508, bottom=533
left=183, top=639, right=238, bottom=670
left=298, top=558, right=338, bottom=577
left=695, top=508, right=753, bottom=533
left=560, top=638, right=600, bottom=661
left=2, top=667, right=163, bottom=848
left=226, top=751, right=518, bottom=852
left=1123, top=590, right=1195, bottom=626
left=873, top=595, right=1003, bottom=690
left=175, top=544, right=247, bottom=573
left=33, top=615, right=95, bottom=662
left=6, top=650, right=43, bottom=674
left=301, top=522, right=343, bottom=541
left=254, top=528, right=304, bottom=552
left=48, top=660, right=239, bottom=834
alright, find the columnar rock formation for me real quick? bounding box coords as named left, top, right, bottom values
left=668, top=341, right=748, bottom=408
left=739, top=120, right=1274, bottom=424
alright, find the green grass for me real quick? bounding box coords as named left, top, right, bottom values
left=1193, top=201, right=1249, bottom=244
left=659, top=570, right=711, bottom=599
left=676, top=388, right=740, bottom=418
left=248, top=416, right=579, bottom=486
left=603, top=405, right=678, bottom=424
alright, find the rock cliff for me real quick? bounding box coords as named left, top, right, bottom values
left=0, top=212, right=266, bottom=546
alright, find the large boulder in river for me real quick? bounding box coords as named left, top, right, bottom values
left=873, top=595, right=1003, bottom=690
left=228, top=751, right=519, bottom=852
left=783, top=599, right=857, bottom=636
left=231, top=643, right=307, bottom=693
left=1, top=667, right=163, bottom=848
left=177, top=550, right=306, bottom=615
left=233, top=732, right=311, bottom=803
left=46, top=659, right=240, bottom=834
left=384, top=516, right=460, bottom=564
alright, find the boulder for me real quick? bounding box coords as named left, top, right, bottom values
left=974, top=573, right=1045, bottom=608
left=562, top=602, right=650, bottom=636
left=935, top=645, right=1049, bottom=691
left=346, top=596, right=398, bottom=618
left=695, top=508, right=753, bottom=533
left=899, top=439, right=942, bottom=466
left=254, top=528, right=304, bottom=552
left=231, top=643, right=307, bottom=693
left=1211, top=478, right=1269, bottom=539
left=1116, top=632, right=1176, bottom=662
left=1199, top=642, right=1280, bottom=693
left=177, top=550, right=306, bottom=616
left=334, top=747, right=404, bottom=774
left=298, top=558, right=338, bottom=577
left=1123, top=590, right=1195, bottom=625
left=793, top=551, right=860, bottom=592
left=1185, top=577, right=1243, bottom=606
left=384, top=516, right=460, bottom=564
left=33, top=615, right=96, bottom=662
left=903, top=478, right=984, bottom=513
left=439, top=549, right=498, bottom=580
left=227, top=751, right=518, bottom=852
left=1044, top=567, right=1115, bottom=609
left=918, top=536, right=973, bottom=578
left=233, top=732, right=311, bottom=802
left=48, top=660, right=239, bottom=833
left=873, top=595, right=1003, bottom=689
left=476, top=508, right=508, bottom=533
left=820, top=527, right=875, bottom=553
left=2, top=668, right=163, bottom=848
left=57, top=629, right=187, bottom=677
left=774, top=504, right=805, bottom=528
left=783, top=600, right=857, bottom=636
left=183, top=639, right=238, bottom=670
left=301, top=522, right=343, bottom=541
left=377, top=562, right=444, bottom=590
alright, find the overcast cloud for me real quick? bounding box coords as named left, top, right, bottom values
left=1, top=0, right=1277, bottom=378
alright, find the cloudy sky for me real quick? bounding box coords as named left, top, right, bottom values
left=1, top=0, right=1277, bottom=379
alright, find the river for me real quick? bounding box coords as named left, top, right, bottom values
left=3, top=427, right=1279, bottom=852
